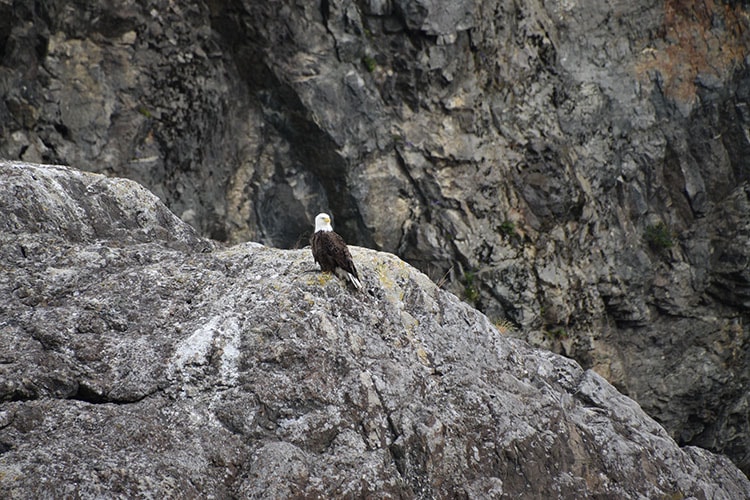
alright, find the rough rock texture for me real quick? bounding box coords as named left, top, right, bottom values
left=1, top=0, right=749, bottom=475
left=3, top=163, right=750, bottom=498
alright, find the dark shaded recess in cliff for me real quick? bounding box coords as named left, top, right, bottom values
left=0, top=3, right=13, bottom=59
left=515, top=143, right=585, bottom=230
left=718, top=68, right=750, bottom=184
left=670, top=322, right=750, bottom=464
left=208, top=0, right=373, bottom=249
left=690, top=71, right=750, bottom=199
left=723, top=0, right=750, bottom=8
left=647, top=67, right=750, bottom=244
left=0, top=2, right=49, bottom=136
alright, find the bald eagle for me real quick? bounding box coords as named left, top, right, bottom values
left=311, top=213, right=363, bottom=291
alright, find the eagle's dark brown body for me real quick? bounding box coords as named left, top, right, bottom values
left=311, top=230, right=357, bottom=275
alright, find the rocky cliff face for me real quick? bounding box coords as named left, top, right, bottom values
left=1, top=162, right=749, bottom=498
left=1, top=0, right=749, bottom=475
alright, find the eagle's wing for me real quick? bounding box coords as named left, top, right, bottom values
left=328, top=232, right=359, bottom=279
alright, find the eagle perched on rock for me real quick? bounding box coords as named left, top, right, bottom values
left=310, top=212, right=363, bottom=291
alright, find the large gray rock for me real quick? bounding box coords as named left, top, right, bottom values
left=2, top=163, right=749, bottom=498
left=1, top=0, right=749, bottom=475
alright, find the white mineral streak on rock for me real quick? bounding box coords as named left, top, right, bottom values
left=171, top=314, right=241, bottom=388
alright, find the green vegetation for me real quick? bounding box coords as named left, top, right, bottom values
left=362, top=55, right=377, bottom=72
left=463, top=271, right=480, bottom=305
left=137, top=106, right=152, bottom=118
left=645, top=222, right=673, bottom=250
left=499, top=220, right=516, bottom=237
left=545, top=327, right=568, bottom=341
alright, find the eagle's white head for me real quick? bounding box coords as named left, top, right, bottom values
left=314, top=213, right=333, bottom=232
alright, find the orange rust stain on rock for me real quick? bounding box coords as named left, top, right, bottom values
left=636, top=0, right=750, bottom=103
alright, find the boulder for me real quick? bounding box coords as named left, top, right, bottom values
left=1, top=162, right=748, bottom=498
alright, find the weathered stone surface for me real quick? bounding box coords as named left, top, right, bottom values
left=2, top=163, right=749, bottom=498
left=1, top=0, right=749, bottom=475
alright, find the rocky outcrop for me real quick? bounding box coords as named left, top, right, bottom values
left=1, top=0, right=749, bottom=474
left=2, top=162, right=750, bottom=498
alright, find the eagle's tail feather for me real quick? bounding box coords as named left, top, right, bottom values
left=348, top=274, right=363, bottom=291
left=336, top=268, right=363, bottom=291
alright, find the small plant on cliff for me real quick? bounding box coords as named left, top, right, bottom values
left=436, top=267, right=451, bottom=289
left=137, top=106, right=152, bottom=118
left=463, top=271, right=480, bottom=305
left=362, top=55, right=377, bottom=72
left=645, top=222, right=673, bottom=251
left=493, top=318, right=515, bottom=334
left=499, top=220, right=516, bottom=237
left=545, top=327, right=568, bottom=341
